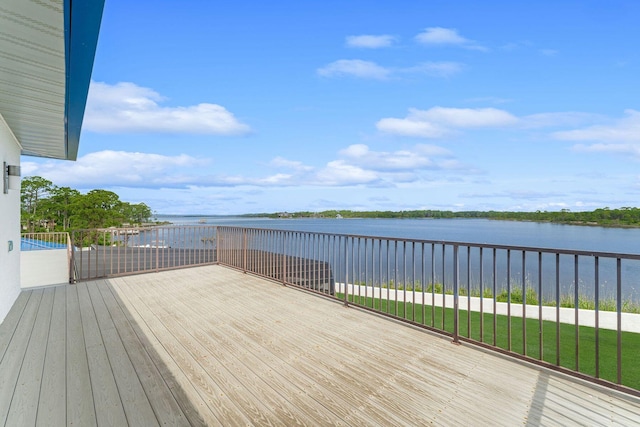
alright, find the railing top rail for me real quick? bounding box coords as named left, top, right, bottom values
left=21, top=232, right=70, bottom=236
left=217, top=225, right=640, bottom=260
left=71, top=225, right=218, bottom=232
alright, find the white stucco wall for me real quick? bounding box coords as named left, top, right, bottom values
left=20, top=250, right=70, bottom=288
left=0, top=115, right=21, bottom=323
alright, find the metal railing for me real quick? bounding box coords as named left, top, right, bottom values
left=216, top=226, right=640, bottom=396
left=70, top=226, right=217, bottom=281
left=217, top=227, right=335, bottom=294
left=70, top=225, right=640, bottom=395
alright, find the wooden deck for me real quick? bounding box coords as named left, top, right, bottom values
left=1, top=266, right=639, bottom=426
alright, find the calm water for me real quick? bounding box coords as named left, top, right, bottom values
left=157, top=216, right=640, bottom=254
left=154, top=216, right=640, bottom=302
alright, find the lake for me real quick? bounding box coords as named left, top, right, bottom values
left=153, top=216, right=640, bottom=303
left=157, top=216, right=640, bottom=255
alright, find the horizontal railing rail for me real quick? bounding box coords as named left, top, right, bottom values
left=69, top=224, right=640, bottom=396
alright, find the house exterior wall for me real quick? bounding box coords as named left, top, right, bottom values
left=0, top=116, right=21, bottom=323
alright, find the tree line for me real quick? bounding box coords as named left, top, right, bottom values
left=267, top=208, right=640, bottom=227
left=21, top=176, right=153, bottom=232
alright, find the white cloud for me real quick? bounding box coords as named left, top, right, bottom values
left=339, top=144, right=438, bottom=171
left=257, top=173, right=294, bottom=185
left=318, top=60, right=462, bottom=80
left=377, top=107, right=608, bottom=139
left=415, top=107, right=518, bottom=127
left=23, top=150, right=209, bottom=188
left=402, top=62, right=463, bottom=78
left=377, top=117, right=448, bottom=138
left=269, top=156, right=314, bottom=171
left=377, top=107, right=518, bottom=138
left=346, top=34, right=396, bottom=48
left=84, top=81, right=251, bottom=135
left=552, top=110, right=640, bottom=158
left=415, top=27, right=487, bottom=51
left=268, top=144, right=461, bottom=187
left=573, top=143, right=640, bottom=157
left=522, top=112, right=605, bottom=129
left=315, top=160, right=381, bottom=186
left=22, top=143, right=469, bottom=193
left=317, top=59, right=391, bottom=79
left=553, top=109, right=640, bottom=143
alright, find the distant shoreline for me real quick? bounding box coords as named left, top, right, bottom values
left=156, top=211, right=640, bottom=230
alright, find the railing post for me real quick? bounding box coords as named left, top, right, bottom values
left=344, top=235, right=349, bottom=307
left=155, top=227, right=159, bottom=273
left=452, top=244, right=460, bottom=344
left=282, top=232, right=287, bottom=285
left=243, top=229, right=247, bottom=273
left=215, top=226, right=219, bottom=264
left=68, top=232, right=75, bottom=284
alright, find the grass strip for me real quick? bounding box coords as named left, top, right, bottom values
left=338, top=293, right=640, bottom=391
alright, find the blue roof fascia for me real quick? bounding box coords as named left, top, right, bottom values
left=64, top=0, right=105, bottom=161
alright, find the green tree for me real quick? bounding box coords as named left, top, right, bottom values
left=20, top=176, right=53, bottom=232
left=70, top=189, right=124, bottom=229
left=128, top=202, right=152, bottom=224
left=47, top=186, right=81, bottom=230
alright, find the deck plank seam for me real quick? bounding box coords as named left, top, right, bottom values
left=33, top=287, right=57, bottom=426
left=74, top=283, right=104, bottom=426
left=0, top=292, right=31, bottom=364
left=65, top=284, right=98, bottom=426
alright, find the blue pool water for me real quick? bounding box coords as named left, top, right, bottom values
left=21, top=238, right=67, bottom=251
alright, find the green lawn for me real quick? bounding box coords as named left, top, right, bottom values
left=339, top=293, right=640, bottom=391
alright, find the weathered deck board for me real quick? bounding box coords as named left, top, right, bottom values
left=1, top=265, right=640, bottom=426
left=0, top=290, right=43, bottom=425
left=76, top=282, right=129, bottom=426
left=118, top=276, right=261, bottom=426
left=65, top=284, right=97, bottom=426
left=132, top=274, right=352, bottom=426
left=0, top=291, right=29, bottom=360
left=36, top=286, right=66, bottom=427
left=5, top=287, right=54, bottom=427
left=95, top=279, right=191, bottom=427
left=106, top=277, right=209, bottom=426
left=85, top=280, right=159, bottom=426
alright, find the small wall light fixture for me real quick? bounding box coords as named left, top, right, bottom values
left=3, top=162, right=21, bottom=194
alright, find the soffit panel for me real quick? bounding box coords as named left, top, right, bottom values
left=0, top=0, right=66, bottom=159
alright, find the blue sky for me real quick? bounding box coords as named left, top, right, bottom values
left=23, top=0, right=640, bottom=215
